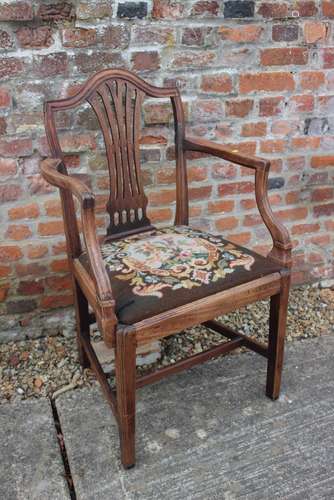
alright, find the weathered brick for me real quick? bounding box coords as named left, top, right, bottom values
left=258, top=2, right=288, bottom=18
left=311, top=187, right=333, bottom=202
left=201, top=74, right=232, bottom=93
left=102, top=26, right=130, bottom=49
left=313, top=203, right=334, bottom=217
left=289, top=95, right=314, bottom=113
left=147, top=207, right=173, bottom=223
left=193, top=99, right=224, bottom=122
left=16, top=27, right=53, bottom=49
left=226, top=99, right=254, bottom=117
left=224, top=1, right=254, bottom=18
left=8, top=203, right=39, bottom=220
left=37, top=2, right=74, bottom=21
left=25, top=244, right=48, bottom=259
left=62, top=28, right=96, bottom=48
left=33, top=53, right=68, bottom=78
left=300, top=71, right=325, bottom=90
left=208, top=200, right=235, bottom=213
left=191, top=1, right=219, bottom=16
left=218, top=181, right=254, bottom=196
left=292, top=1, right=317, bottom=17
left=0, top=158, right=16, bottom=177
left=260, top=139, right=286, bottom=154
left=0, top=57, right=24, bottom=79
left=0, top=245, right=23, bottom=262
left=144, top=103, right=173, bottom=125
left=239, top=72, right=295, bottom=93
left=40, top=294, right=73, bottom=310
left=0, top=185, right=22, bottom=203
left=323, top=1, right=334, bottom=17
left=132, top=26, right=174, bottom=46
left=311, top=155, right=334, bottom=168
left=45, top=275, right=72, bottom=291
left=0, top=137, right=32, bottom=157
left=0, top=29, right=14, bottom=49
left=304, top=22, right=328, bottom=44
left=38, top=221, right=64, bottom=236
left=323, top=49, right=334, bottom=68
left=0, top=87, right=11, bottom=108
left=152, top=0, right=184, bottom=19
left=77, top=1, right=112, bottom=19
left=241, top=122, right=267, bottom=137
left=272, top=24, right=298, bottom=42
left=18, top=279, right=45, bottom=295
left=0, top=2, right=33, bottom=21
left=170, top=51, right=216, bottom=69
left=7, top=299, right=37, bottom=314
left=261, top=48, right=308, bottom=66
left=219, top=24, right=263, bottom=42
left=131, top=51, right=160, bottom=71
left=292, top=137, right=321, bottom=150
left=117, top=2, right=147, bottom=18
left=74, top=51, right=124, bottom=73
left=215, top=217, right=238, bottom=231
left=259, top=96, right=284, bottom=116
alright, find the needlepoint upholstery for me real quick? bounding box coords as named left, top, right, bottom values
left=79, top=226, right=283, bottom=324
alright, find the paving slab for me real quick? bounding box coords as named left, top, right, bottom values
left=56, top=336, right=334, bottom=500
left=0, top=398, right=70, bottom=500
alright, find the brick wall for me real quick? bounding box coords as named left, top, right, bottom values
left=0, top=0, right=333, bottom=341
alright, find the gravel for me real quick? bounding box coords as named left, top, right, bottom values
left=1, top=284, right=333, bottom=405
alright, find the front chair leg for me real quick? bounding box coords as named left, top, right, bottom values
left=266, top=272, right=290, bottom=400
left=115, top=328, right=137, bottom=469
left=73, top=279, right=90, bottom=369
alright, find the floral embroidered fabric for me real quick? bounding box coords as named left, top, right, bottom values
left=101, top=226, right=255, bottom=299
left=80, top=225, right=283, bottom=324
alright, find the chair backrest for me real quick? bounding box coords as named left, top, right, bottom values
left=44, top=69, right=188, bottom=240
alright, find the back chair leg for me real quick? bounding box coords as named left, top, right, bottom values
left=115, top=329, right=137, bottom=469
left=73, top=279, right=90, bottom=369
left=266, top=273, right=290, bottom=400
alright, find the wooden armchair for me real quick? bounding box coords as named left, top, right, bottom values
left=41, top=69, right=292, bottom=469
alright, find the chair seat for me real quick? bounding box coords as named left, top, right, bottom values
left=79, top=225, right=284, bottom=324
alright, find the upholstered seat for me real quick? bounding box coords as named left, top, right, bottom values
left=79, top=226, right=283, bottom=324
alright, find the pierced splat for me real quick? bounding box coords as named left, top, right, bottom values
left=87, top=80, right=151, bottom=236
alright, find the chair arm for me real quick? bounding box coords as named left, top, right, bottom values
left=183, top=137, right=292, bottom=267
left=183, top=136, right=269, bottom=171
left=40, top=158, right=115, bottom=302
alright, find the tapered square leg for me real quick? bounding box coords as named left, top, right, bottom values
left=115, top=328, right=137, bottom=469
left=73, top=279, right=90, bottom=369
left=266, top=272, right=290, bottom=400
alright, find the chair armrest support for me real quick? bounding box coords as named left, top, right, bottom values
left=41, top=158, right=115, bottom=302
left=183, top=137, right=292, bottom=267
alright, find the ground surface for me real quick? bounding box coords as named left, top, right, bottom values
left=1, top=284, right=333, bottom=404
left=1, top=336, right=334, bottom=500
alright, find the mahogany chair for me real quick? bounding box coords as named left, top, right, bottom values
left=41, top=69, right=292, bottom=469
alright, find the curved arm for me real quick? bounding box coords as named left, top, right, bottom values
left=183, top=137, right=292, bottom=267
left=40, top=158, right=115, bottom=301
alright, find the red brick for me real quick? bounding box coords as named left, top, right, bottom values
left=131, top=51, right=160, bottom=71
left=51, top=259, right=69, bottom=272
left=152, top=0, right=185, bottom=18
left=59, top=133, right=96, bottom=153
left=241, top=198, right=257, bottom=210
left=261, top=48, right=308, bottom=66
left=170, top=51, right=216, bottom=69
left=44, top=200, right=62, bottom=217
left=300, top=71, right=325, bottom=90
left=261, top=140, right=286, bottom=154
left=0, top=265, right=11, bottom=278
left=258, top=2, right=289, bottom=18
left=215, top=217, right=238, bottom=231
left=132, top=26, right=174, bottom=45
left=0, top=57, right=24, bottom=79
left=304, top=22, right=328, bottom=44
left=6, top=224, right=32, bottom=241
left=33, top=53, right=68, bottom=78
left=219, top=25, right=263, bottom=43
left=218, top=181, right=254, bottom=196
left=211, top=163, right=237, bottom=180
left=311, top=187, right=333, bottom=202
left=240, top=72, right=294, bottom=93
left=0, top=137, right=32, bottom=157
left=149, top=189, right=176, bottom=206
left=244, top=213, right=262, bottom=226
left=0, top=283, right=9, bottom=302
left=144, top=103, right=173, bottom=125
left=38, top=221, right=64, bottom=236
left=292, top=137, right=321, bottom=150
left=226, top=99, right=254, bottom=117
left=25, top=244, right=48, bottom=259
left=0, top=2, right=33, bottom=21
left=147, top=207, right=173, bottom=223
left=271, top=120, right=298, bottom=136
left=102, top=25, right=130, bottom=49
left=16, top=27, right=53, bottom=48
left=52, top=241, right=66, bottom=256
left=0, top=245, right=22, bottom=262
left=292, top=1, right=317, bottom=17
left=46, top=275, right=72, bottom=292
left=289, top=95, right=314, bottom=113
left=276, top=207, right=308, bottom=221
left=292, top=223, right=320, bottom=235
left=0, top=185, right=22, bottom=203
left=62, top=28, right=96, bottom=48
left=189, top=186, right=212, bottom=200
left=226, top=232, right=251, bottom=246
left=224, top=142, right=257, bottom=156
left=313, top=203, right=334, bottom=217
left=323, top=1, right=334, bottom=17
left=241, top=122, right=267, bottom=137
left=311, top=156, right=334, bottom=168
left=41, top=294, right=73, bottom=310
left=18, top=280, right=44, bottom=295
left=74, top=51, right=124, bottom=74
left=188, top=166, right=208, bottom=183
left=259, top=97, right=284, bottom=116
left=37, top=2, right=74, bottom=21
left=201, top=74, right=232, bottom=93
left=0, top=158, right=16, bottom=176
left=191, top=1, right=219, bottom=16
left=8, top=203, right=39, bottom=220
left=323, top=48, right=334, bottom=68
left=0, top=87, right=11, bottom=108
left=207, top=200, right=235, bottom=213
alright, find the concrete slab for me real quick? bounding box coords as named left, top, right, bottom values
left=56, top=336, right=334, bottom=500
left=0, top=398, right=70, bottom=500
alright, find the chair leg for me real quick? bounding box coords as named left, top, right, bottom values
left=115, top=328, right=137, bottom=469
left=73, top=279, right=90, bottom=369
left=266, top=272, right=290, bottom=400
